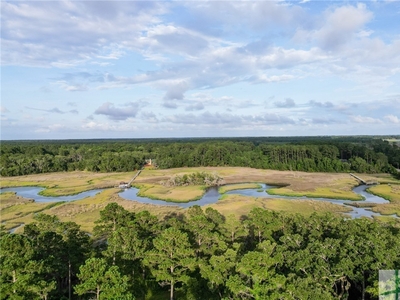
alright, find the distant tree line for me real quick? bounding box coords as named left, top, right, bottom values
left=1, top=137, right=399, bottom=176
left=1, top=204, right=399, bottom=299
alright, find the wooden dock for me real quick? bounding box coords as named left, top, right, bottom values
left=118, top=169, right=142, bottom=188
left=128, top=169, right=142, bottom=186
left=349, top=173, right=366, bottom=184
left=349, top=173, right=377, bottom=185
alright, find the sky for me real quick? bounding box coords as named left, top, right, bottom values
left=1, top=0, right=400, bottom=140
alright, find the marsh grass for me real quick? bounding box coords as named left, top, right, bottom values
left=373, top=215, right=400, bottom=226
left=344, top=202, right=377, bottom=208
left=209, top=194, right=351, bottom=218
left=371, top=203, right=400, bottom=217
left=133, top=183, right=206, bottom=202
left=218, top=183, right=261, bottom=194
left=261, top=198, right=352, bottom=214
left=3, top=222, right=24, bottom=231
left=1, top=202, right=49, bottom=221
left=2, top=169, right=399, bottom=232
left=267, top=187, right=364, bottom=201
left=359, top=173, right=400, bottom=184
left=0, top=185, right=183, bottom=233
left=366, top=184, right=400, bottom=217
left=1, top=171, right=136, bottom=196
left=367, top=184, right=400, bottom=203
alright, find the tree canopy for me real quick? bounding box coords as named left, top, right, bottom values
left=1, top=204, right=399, bottom=299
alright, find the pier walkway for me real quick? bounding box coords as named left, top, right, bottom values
left=349, top=173, right=377, bottom=185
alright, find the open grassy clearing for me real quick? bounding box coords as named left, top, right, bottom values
left=1, top=168, right=399, bottom=232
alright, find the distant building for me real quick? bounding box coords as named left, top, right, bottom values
left=144, top=159, right=157, bottom=168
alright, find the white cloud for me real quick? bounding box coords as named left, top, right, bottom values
left=309, top=100, right=334, bottom=108
left=0, top=106, right=9, bottom=113
left=251, top=74, right=296, bottom=84
left=185, top=102, right=205, bottom=111
left=163, top=80, right=190, bottom=100
left=94, top=102, right=141, bottom=121
left=56, top=81, right=88, bottom=92
left=1, top=1, right=167, bottom=67
left=24, top=106, right=78, bottom=115
left=313, top=3, right=373, bottom=51
left=141, top=112, right=159, bottom=123
left=357, top=30, right=374, bottom=38
left=384, top=114, right=400, bottom=124
left=81, top=120, right=137, bottom=132
left=350, top=115, right=383, bottom=124
left=312, top=118, right=341, bottom=125
left=34, top=124, right=68, bottom=133
left=163, top=111, right=296, bottom=127
left=275, top=98, right=296, bottom=108
left=2, top=1, right=400, bottom=139
left=162, top=101, right=178, bottom=109
left=144, top=25, right=210, bottom=56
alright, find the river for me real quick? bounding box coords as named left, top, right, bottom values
left=1, top=184, right=396, bottom=219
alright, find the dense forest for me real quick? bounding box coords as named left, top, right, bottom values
left=1, top=204, right=399, bottom=299
left=1, top=136, right=399, bottom=176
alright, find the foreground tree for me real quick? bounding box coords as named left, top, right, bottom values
left=144, top=226, right=196, bottom=300
left=24, top=214, right=91, bottom=299
left=74, top=257, right=132, bottom=300
left=226, top=240, right=285, bottom=299
left=0, top=233, right=55, bottom=299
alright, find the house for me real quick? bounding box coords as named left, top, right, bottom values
left=144, top=159, right=157, bottom=168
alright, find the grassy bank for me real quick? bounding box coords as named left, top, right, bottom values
left=266, top=186, right=364, bottom=201
left=367, top=184, right=400, bottom=203
left=218, top=183, right=262, bottom=194
left=133, top=183, right=206, bottom=203
left=1, top=171, right=136, bottom=196
left=371, top=204, right=400, bottom=217
left=0, top=188, right=182, bottom=233
left=366, top=184, right=400, bottom=217
left=207, top=194, right=351, bottom=218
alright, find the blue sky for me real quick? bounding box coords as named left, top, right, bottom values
left=1, top=0, right=400, bottom=140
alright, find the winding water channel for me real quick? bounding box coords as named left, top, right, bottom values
left=1, top=187, right=104, bottom=202
left=1, top=184, right=396, bottom=219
